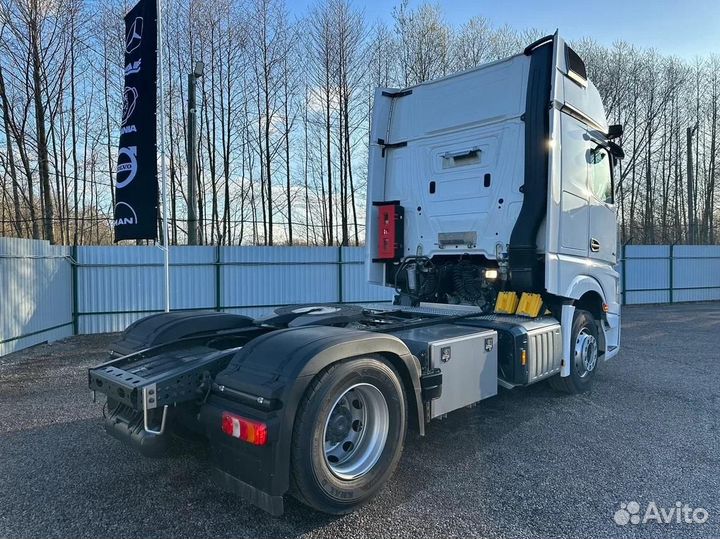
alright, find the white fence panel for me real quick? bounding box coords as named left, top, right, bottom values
left=3, top=239, right=720, bottom=357
left=77, top=246, right=217, bottom=333
left=75, top=246, right=393, bottom=333
left=220, top=246, right=339, bottom=310
left=622, top=245, right=671, bottom=304
left=672, top=245, right=720, bottom=302
left=340, top=247, right=394, bottom=303
left=0, top=238, right=72, bottom=356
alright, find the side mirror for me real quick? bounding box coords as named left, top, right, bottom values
left=607, top=124, right=623, bottom=140
left=607, top=141, right=624, bottom=160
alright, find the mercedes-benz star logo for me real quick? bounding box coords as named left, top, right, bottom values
left=125, top=17, right=143, bottom=54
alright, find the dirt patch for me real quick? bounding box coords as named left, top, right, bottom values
left=0, top=333, right=117, bottom=400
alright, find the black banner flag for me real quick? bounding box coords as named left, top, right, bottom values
left=114, top=0, right=158, bottom=241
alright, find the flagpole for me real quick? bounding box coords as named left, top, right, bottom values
left=157, top=0, right=170, bottom=312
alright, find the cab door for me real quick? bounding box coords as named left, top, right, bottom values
left=586, top=141, right=617, bottom=264
left=558, top=119, right=617, bottom=264
left=558, top=114, right=590, bottom=258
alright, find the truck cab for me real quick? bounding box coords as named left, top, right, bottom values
left=366, top=32, right=621, bottom=369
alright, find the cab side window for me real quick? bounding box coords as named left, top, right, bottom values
left=588, top=146, right=613, bottom=204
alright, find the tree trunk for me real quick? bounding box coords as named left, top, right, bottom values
left=30, top=11, right=54, bottom=243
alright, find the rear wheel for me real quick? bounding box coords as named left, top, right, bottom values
left=549, top=309, right=599, bottom=394
left=290, top=356, right=407, bottom=514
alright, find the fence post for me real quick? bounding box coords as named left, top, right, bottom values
left=337, top=246, right=344, bottom=304
left=621, top=243, right=626, bottom=306
left=215, top=245, right=222, bottom=312
left=669, top=244, right=674, bottom=304
left=71, top=245, right=79, bottom=335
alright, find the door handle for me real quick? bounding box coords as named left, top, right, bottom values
left=590, top=238, right=600, bottom=252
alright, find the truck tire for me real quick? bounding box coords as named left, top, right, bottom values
left=549, top=309, right=599, bottom=394
left=290, top=355, right=407, bottom=514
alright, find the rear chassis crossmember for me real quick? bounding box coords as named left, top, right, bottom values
left=88, top=327, right=267, bottom=432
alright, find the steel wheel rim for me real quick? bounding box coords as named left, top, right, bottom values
left=322, top=383, right=389, bottom=480
left=574, top=328, right=598, bottom=378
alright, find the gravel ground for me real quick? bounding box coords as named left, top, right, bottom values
left=0, top=303, right=718, bottom=539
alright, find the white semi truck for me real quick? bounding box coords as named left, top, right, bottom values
left=88, top=33, right=623, bottom=516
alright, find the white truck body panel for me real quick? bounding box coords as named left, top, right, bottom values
left=367, top=54, right=529, bottom=282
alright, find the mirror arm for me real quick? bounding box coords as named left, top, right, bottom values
left=607, top=141, right=625, bottom=160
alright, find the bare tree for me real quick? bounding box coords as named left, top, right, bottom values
left=393, top=0, right=451, bottom=86
left=0, top=0, right=719, bottom=246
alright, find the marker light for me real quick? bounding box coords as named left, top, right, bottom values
left=484, top=269, right=499, bottom=280
left=221, top=412, right=268, bottom=446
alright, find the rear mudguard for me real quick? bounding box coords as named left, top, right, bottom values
left=202, top=325, right=423, bottom=514
left=111, top=311, right=254, bottom=356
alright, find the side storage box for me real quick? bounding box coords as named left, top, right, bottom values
left=390, top=325, right=498, bottom=418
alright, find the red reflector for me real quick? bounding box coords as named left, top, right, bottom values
left=375, top=203, right=404, bottom=261
left=221, top=412, right=268, bottom=446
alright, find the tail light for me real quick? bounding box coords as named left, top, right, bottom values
left=373, top=202, right=404, bottom=261
left=221, top=412, right=268, bottom=446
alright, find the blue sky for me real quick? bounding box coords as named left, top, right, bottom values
left=289, top=0, right=720, bottom=59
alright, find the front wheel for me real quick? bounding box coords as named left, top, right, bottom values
left=549, top=309, right=600, bottom=394
left=290, top=356, right=407, bottom=514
